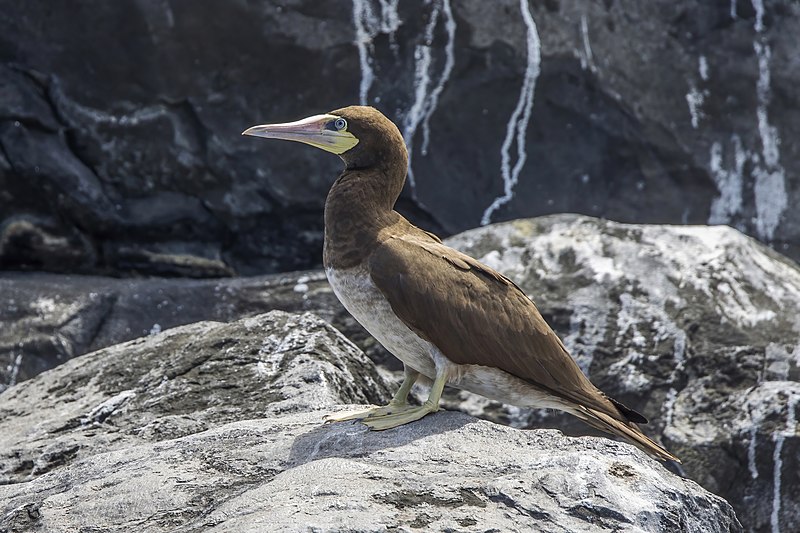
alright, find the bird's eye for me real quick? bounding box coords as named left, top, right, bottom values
left=334, top=118, right=347, bottom=131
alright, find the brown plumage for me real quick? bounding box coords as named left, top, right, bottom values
left=243, top=105, right=679, bottom=463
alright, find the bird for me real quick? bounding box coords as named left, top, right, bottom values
left=243, top=106, right=679, bottom=463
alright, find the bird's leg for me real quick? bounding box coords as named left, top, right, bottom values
left=323, top=366, right=420, bottom=423
left=362, top=368, right=447, bottom=430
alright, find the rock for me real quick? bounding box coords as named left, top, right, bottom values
left=0, top=311, right=391, bottom=485
left=2, top=213, right=798, bottom=531
left=0, top=312, right=741, bottom=532
left=0, top=270, right=390, bottom=393
left=444, top=213, right=800, bottom=533
left=1, top=1, right=798, bottom=275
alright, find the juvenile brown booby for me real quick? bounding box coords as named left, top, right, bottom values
left=243, top=106, right=679, bottom=463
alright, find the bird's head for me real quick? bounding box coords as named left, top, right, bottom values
left=243, top=105, right=406, bottom=170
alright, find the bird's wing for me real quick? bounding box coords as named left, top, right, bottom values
left=368, top=233, right=627, bottom=420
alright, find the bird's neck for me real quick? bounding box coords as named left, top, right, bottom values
left=323, top=160, right=407, bottom=270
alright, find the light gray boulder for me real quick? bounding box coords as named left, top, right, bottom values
left=0, top=311, right=390, bottom=485
left=1, top=413, right=742, bottom=533
left=0, top=311, right=740, bottom=532
left=444, top=213, right=800, bottom=533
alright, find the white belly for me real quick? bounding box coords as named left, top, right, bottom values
left=326, top=266, right=437, bottom=378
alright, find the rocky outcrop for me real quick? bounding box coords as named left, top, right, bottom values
left=0, top=270, right=367, bottom=392
left=0, top=311, right=390, bottom=486
left=1, top=1, right=798, bottom=275
left=444, top=214, right=800, bottom=533
left=0, top=311, right=741, bottom=532
left=3, top=214, right=799, bottom=531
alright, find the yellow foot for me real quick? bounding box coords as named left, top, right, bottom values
left=323, top=403, right=407, bottom=424
left=361, top=403, right=439, bottom=431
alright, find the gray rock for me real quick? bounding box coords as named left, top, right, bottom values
left=0, top=312, right=741, bottom=532
left=1, top=1, right=798, bottom=275
left=444, top=213, right=800, bottom=533
left=0, top=311, right=391, bottom=485
left=0, top=270, right=389, bottom=392
left=2, top=214, right=797, bottom=531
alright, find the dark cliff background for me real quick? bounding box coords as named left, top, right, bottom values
left=1, top=0, right=797, bottom=277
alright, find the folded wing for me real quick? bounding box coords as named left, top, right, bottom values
left=368, top=233, right=636, bottom=422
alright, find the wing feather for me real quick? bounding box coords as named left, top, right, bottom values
left=369, top=234, right=626, bottom=420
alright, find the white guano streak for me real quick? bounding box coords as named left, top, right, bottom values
left=686, top=56, right=709, bottom=129
left=579, top=14, right=595, bottom=72
left=752, top=38, right=787, bottom=241
left=7, top=353, right=23, bottom=388
left=481, top=0, right=541, bottom=226
left=352, top=0, right=401, bottom=105
left=403, top=3, right=439, bottom=193
left=707, top=1, right=787, bottom=241
left=708, top=135, right=746, bottom=224
left=403, top=0, right=456, bottom=194
left=421, top=0, right=456, bottom=156
left=771, top=394, right=798, bottom=533
left=750, top=0, right=786, bottom=241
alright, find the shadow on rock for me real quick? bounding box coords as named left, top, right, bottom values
left=288, top=410, right=476, bottom=468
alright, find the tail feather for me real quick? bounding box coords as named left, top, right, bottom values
left=572, top=405, right=681, bottom=463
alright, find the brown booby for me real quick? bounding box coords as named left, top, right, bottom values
left=243, top=106, right=679, bottom=463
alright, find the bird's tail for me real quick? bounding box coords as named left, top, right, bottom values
left=571, top=405, right=681, bottom=463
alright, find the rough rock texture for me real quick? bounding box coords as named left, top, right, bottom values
left=0, top=312, right=741, bottom=532
left=3, top=214, right=799, bottom=531
left=1, top=1, right=798, bottom=275
left=0, top=311, right=391, bottom=485
left=0, top=270, right=379, bottom=392
left=444, top=214, right=800, bottom=533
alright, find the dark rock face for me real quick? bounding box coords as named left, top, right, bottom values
left=1, top=1, right=798, bottom=276
left=0, top=312, right=741, bottom=532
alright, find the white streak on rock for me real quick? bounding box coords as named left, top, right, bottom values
left=481, top=0, right=541, bottom=226
left=7, top=353, right=23, bottom=388
left=163, top=0, right=175, bottom=28
left=771, top=394, right=798, bottom=533
left=687, top=56, right=710, bottom=129
left=706, top=2, right=786, bottom=241
left=421, top=0, right=456, bottom=156
left=746, top=387, right=767, bottom=480
left=752, top=40, right=787, bottom=241
left=749, top=424, right=761, bottom=479
left=579, top=14, right=595, bottom=72
left=352, top=0, right=401, bottom=105
left=698, top=55, right=709, bottom=81
left=708, top=135, right=746, bottom=224
left=686, top=85, right=705, bottom=129
left=55, top=98, right=168, bottom=127
left=377, top=0, right=400, bottom=33
left=352, top=0, right=377, bottom=105
left=402, top=1, right=457, bottom=195
left=752, top=0, right=765, bottom=32
left=402, top=3, right=439, bottom=193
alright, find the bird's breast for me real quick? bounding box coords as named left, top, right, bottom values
left=325, top=265, right=437, bottom=378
